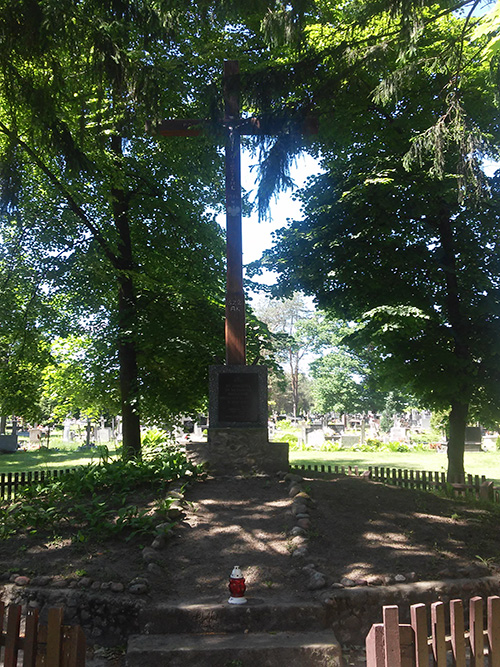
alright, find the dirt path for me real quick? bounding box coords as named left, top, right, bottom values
left=144, top=472, right=498, bottom=606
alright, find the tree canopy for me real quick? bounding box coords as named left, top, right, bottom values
left=256, top=2, right=500, bottom=480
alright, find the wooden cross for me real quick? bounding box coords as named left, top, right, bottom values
left=147, top=60, right=317, bottom=366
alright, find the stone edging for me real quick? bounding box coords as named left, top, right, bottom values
left=280, top=471, right=500, bottom=645
left=325, top=576, right=500, bottom=644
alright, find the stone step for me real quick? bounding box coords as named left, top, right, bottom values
left=126, top=629, right=342, bottom=667
left=138, top=601, right=330, bottom=635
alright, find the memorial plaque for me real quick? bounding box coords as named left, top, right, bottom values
left=218, top=372, right=259, bottom=423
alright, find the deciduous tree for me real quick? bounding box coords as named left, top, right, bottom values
left=258, top=8, right=500, bottom=481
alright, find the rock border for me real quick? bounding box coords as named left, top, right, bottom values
left=280, top=470, right=500, bottom=645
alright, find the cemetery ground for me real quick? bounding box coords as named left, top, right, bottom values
left=0, top=445, right=499, bottom=663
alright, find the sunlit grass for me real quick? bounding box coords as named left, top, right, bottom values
left=290, top=449, right=500, bottom=486
left=0, top=434, right=120, bottom=473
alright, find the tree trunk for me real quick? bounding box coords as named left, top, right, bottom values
left=289, top=349, right=299, bottom=418
left=117, top=272, right=141, bottom=460
left=437, top=207, right=472, bottom=483
left=447, top=400, right=468, bottom=483
left=111, top=135, right=141, bottom=461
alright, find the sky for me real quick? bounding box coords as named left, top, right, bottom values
left=240, top=151, right=320, bottom=265
left=216, top=150, right=321, bottom=287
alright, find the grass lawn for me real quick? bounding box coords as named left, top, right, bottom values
left=290, top=449, right=500, bottom=486
left=0, top=436, right=120, bottom=473
left=2, top=434, right=499, bottom=487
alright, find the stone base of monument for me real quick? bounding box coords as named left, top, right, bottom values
left=199, top=428, right=288, bottom=475
left=190, top=364, right=289, bottom=475
left=186, top=435, right=288, bottom=475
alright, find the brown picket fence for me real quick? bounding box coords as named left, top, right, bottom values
left=0, top=469, right=76, bottom=500
left=289, top=463, right=499, bottom=503
left=0, top=601, right=86, bottom=666
left=366, top=596, right=500, bottom=666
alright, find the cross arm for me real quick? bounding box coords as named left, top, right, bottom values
left=146, top=116, right=318, bottom=138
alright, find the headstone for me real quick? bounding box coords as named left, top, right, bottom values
left=193, top=424, right=204, bottom=439
left=95, top=428, right=111, bottom=443
left=389, top=426, right=406, bottom=441
left=482, top=434, right=497, bottom=451
left=29, top=429, right=42, bottom=444
left=301, top=426, right=325, bottom=449
left=420, top=412, right=431, bottom=429
left=0, top=435, right=18, bottom=452
left=340, top=434, right=359, bottom=448
left=63, top=420, right=73, bottom=442
left=465, top=426, right=482, bottom=452
left=211, top=367, right=264, bottom=425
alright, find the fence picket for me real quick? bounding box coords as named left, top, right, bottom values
left=488, top=596, right=500, bottom=667
left=431, top=601, right=447, bottom=665
left=46, top=607, right=65, bottom=665
left=450, top=599, right=467, bottom=666
left=62, top=624, right=86, bottom=667
left=410, top=602, right=428, bottom=667
left=382, top=605, right=402, bottom=667
left=23, top=607, right=39, bottom=667
left=470, top=596, right=485, bottom=666
left=4, top=604, right=22, bottom=666
left=366, top=623, right=385, bottom=666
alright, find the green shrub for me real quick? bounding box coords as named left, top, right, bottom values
left=142, top=427, right=177, bottom=458
left=385, top=441, right=412, bottom=453
left=319, top=440, right=343, bottom=452
left=0, top=448, right=200, bottom=542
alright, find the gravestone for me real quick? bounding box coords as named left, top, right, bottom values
left=95, top=427, right=112, bottom=443
left=301, top=426, right=325, bottom=449
left=0, top=435, right=18, bottom=452
left=340, top=434, right=359, bottom=448
left=29, top=428, right=42, bottom=444
left=390, top=426, right=407, bottom=441
left=420, top=412, right=432, bottom=429
left=206, top=365, right=288, bottom=474
left=465, top=426, right=482, bottom=452
left=63, top=420, right=74, bottom=442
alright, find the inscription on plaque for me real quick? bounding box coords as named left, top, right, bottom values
left=218, top=373, right=259, bottom=423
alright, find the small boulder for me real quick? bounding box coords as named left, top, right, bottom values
left=308, top=572, right=327, bottom=590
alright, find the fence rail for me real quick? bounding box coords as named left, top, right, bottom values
left=0, top=468, right=75, bottom=500
left=289, top=463, right=499, bottom=503
left=0, top=601, right=86, bottom=666
left=366, top=596, right=500, bottom=666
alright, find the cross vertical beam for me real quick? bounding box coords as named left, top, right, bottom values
left=147, top=60, right=317, bottom=368
left=224, top=60, right=246, bottom=365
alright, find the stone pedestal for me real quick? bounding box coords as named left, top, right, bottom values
left=188, top=365, right=289, bottom=475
